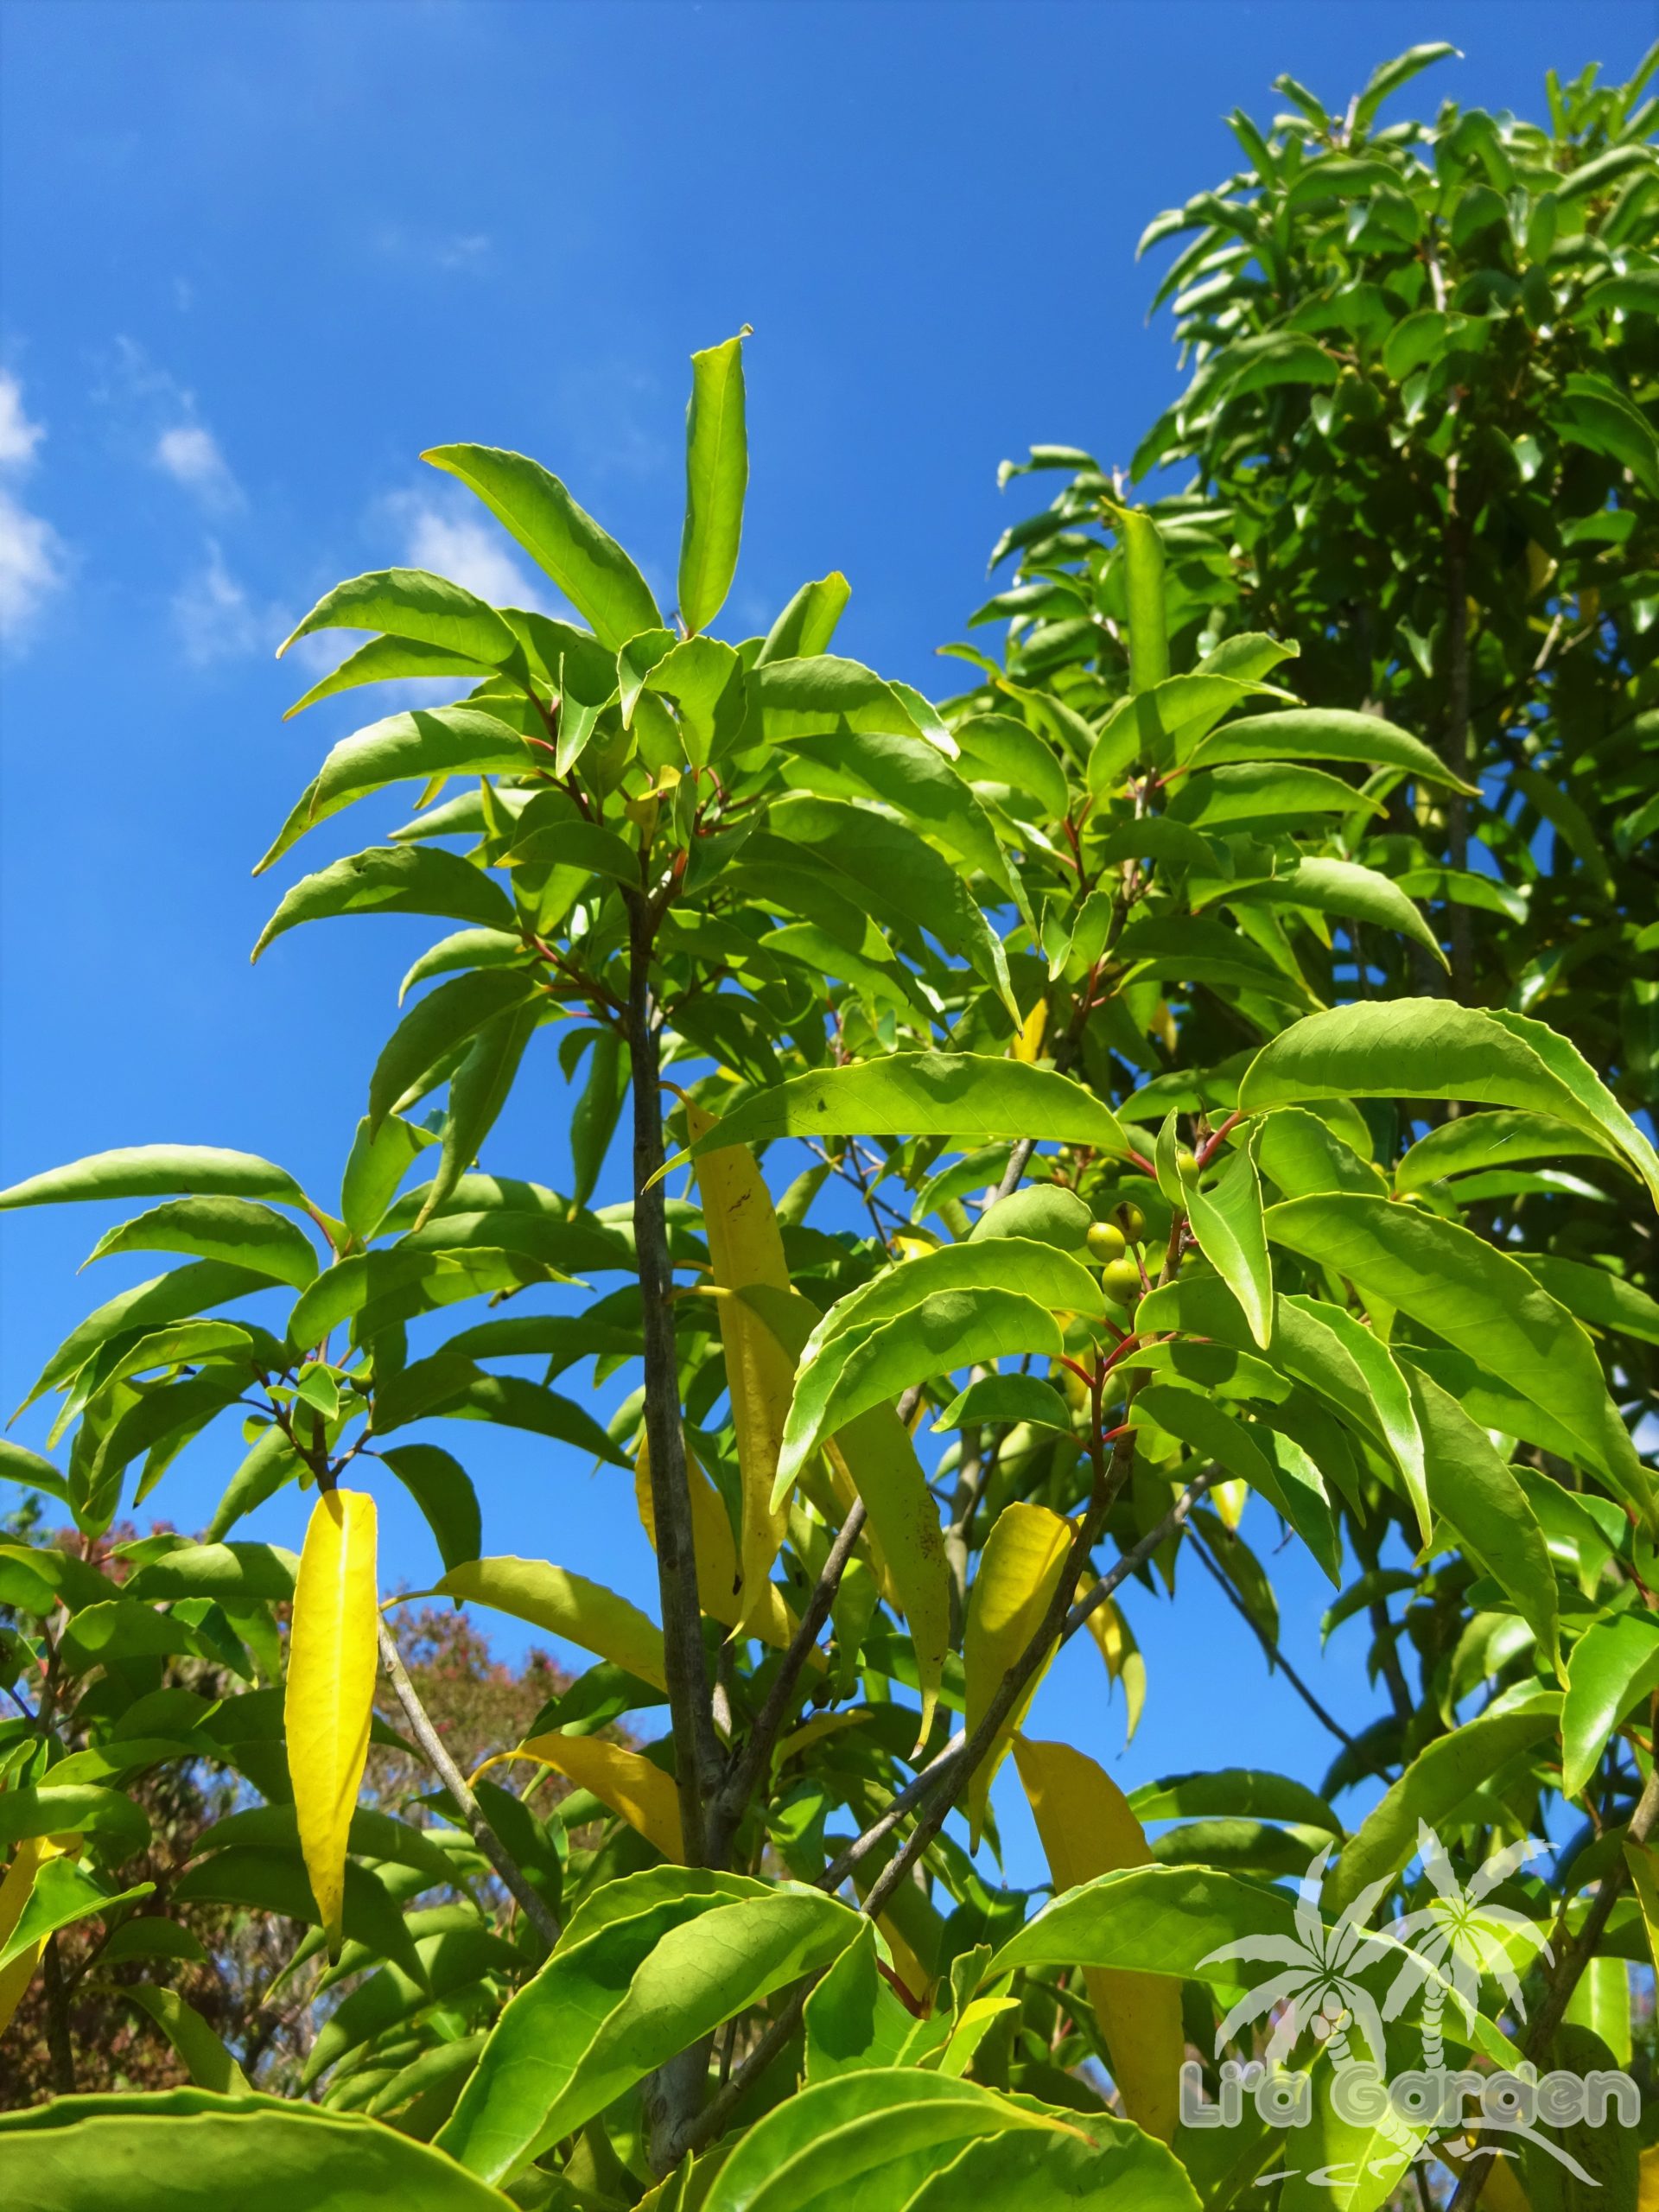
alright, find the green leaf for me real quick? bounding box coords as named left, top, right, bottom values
left=1232, top=857, right=1446, bottom=967
left=569, top=1028, right=628, bottom=1211
left=367, top=970, right=543, bottom=1135
left=749, top=656, right=931, bottom=741
left=967, top=1185, right=1092, bottom=1250
left=1354, top=41, right=1459, bottom=130
left=678, top=330, right=750, bottom=635
left=757, top=572, right=852, bottom=664
left=781, top=730, right=1020, bottom=912
left=0, top=1859, right=155, bottom=1975
left=950, top=713, right=1070, bottom=820
left=283, top=632, right=494, bottom=719
left=287, top=1247, right=559, bottom=1351
left=1324, top=1707, right=1559, bottom=1916
left=0, top=2090, right=518, bottom=2211
left=1520, top=1254, right=1659, bottom=1347
left=278, top=569, right=524, bottom=672
left=378, top=1445, right=482, bottom=1573
left=673, top=1054, right=1127, bottom=1169
left=778, top=1287, right=1062, bottom=1502
left=1561, top=1615, right=1659, bottom=1799
left=1169, top=762, right=1384, bottom=828
left=339, top=1113, right=435, bottom=1242
left=1254, top=1109, right=1387, bottom=1200
left=420, top=1000, right=542, bottom=1224
left=1239, top=1000, right=1659, bottom=1207
left=1394, top=1109, right=1615, bottom=1193
left=1091, top=675, right=1293, bottom=785
left=82, top=1198, right=320, bottom=1290
left=502, top=817, right=640, bottom=887
left=904, top=2123, right=1201, bottom=2210
left=1131, top=1383, right=1337, bottom=1581
left=171, top=1847, right=423, bottom=1985
left=253, top=845, right=516, bottom=962
left=422, top=444, right=662, bottom=648
left=124, top=1541, right=299, bottom=1604
left=254, top=705, right=538, bottom=875
left=0, top=1147, right=308, bottom=1214
left=802, top=1920, right=915, bottom=2080
left=699, top=2069, right=1060, bottom=2212
left=122, top=1986, right=251, bottom=2093
left=801, top=1237, right=1104, bottom=1356
left=437, top=1872, right=859, bottom=2184
left=19, top=1263, right=283, bottom=1418
left=1403, top=1367, right=1559, bottom=1669
left=934, top=1373, right=1074, bottom=1434
left=0, top=1784, right=151, bottom=1859
left=1184, top=1137, right=1274, bottom=1348
left=1265, top=1193, right=1648, bottom=1511
left=1118, top=509, right=1168, bottom=693
left=1128, top=1768, right=1341, bottom=1834
left=1187, top=707, right=1468, bottom=789
left=424, top=1555, right=664, bottom=1686
left=0, top=1440, right=72, bottom=1506
left=372, top=1358, right=630, bottom=1467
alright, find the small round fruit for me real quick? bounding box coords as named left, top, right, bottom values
left=1115, top=1201, right=1147, bottom=1242
left=1086, top=1221, right=1127, bottom=1263
left=1175, top=1147, right=1199, bottom=1178
left=1099, top=1257, right=1143, bottom=1307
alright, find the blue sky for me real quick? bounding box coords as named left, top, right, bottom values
left=1, top=1, right=1646, bottom=1880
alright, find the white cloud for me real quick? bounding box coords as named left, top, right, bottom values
left=155, top=422, right=241, bottom=510
left=0, top=372, right=46, bottom=467
left=0, top=372, right=65, bottom=651
left=173, top=540, right=271, bottom=666
left=399, top=499, right=541, bottom=610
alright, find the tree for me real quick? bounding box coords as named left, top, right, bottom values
left=0, top=51, right=1656, bottom=2212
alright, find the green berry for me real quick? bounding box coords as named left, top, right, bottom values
left=1100, top=1256, right=1143, bottom=1306
left=1115, top=1201, right=1147, bottom=1242
left=1086, top=1221, right=1127, bottom=1262
left=1175, top=1147, right=1199, bottom=1178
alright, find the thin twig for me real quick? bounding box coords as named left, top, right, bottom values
left=376, top=1619, right=561, bottom=1952
left=1185, top=1526, right=1357, bottom=1752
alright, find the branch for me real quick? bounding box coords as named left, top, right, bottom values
left=626, top=886, right=721, bottom=1866
left=376, top=1619, right=561, bottom=1953
left=1185, top=1525, right=1358, bottom=1753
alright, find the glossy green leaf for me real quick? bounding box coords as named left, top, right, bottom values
left=1561, top=1616, right=1659, bottom=1799
left=339, top=1112, right=435, bottom=1242
left=1132, top=1382, right=1337, bottom=1581
left=255, top=706, right=538, bottom=875
left=0, top=1147, right=307, bottom=1214
left=1118, top=508, right=1168, bottom=692
left=678, top=330, right=749, bottom=634
left=171, top=1847, right=423, bottom=1985
left=367, top=969, right=543, bottom=1135
left=124, top=1541, right=299, bottom=1604
left=933, top=1373, right=1074, bottom=1433
left=82, top=1198, right=320, bottom=1290
left=1266, top=1192, right=1647, bottom=1510
left=782, top=730, right=1020, bottom=910
left=422, top=444, right=662, bottom=647
left=967, top=1185, right=1091, bottom=1249
left=1170, top=761, right=1383, bottom=827
left=283, top=632, right=493, bottom=718
left=420, top=1000, right=542, bottom=1224
left=0, top=1858, right=155, bottom=1975
left=379, top=1444, right=482, bottom=1573
left=0, top=2090, right=518, bottom=2212
left=1325, top=1706, right=1560, bottom=1916
left=279, top=568, right=524, bottom=671
left=1185, top=1138, right=1274, bottom=1348
left=287, top=1247, right=558, bottom=1350
left=253, top=845, right=516, bottom=962
left=1239, top=1000, right=1659, bottom=1207
left=1234, top=856, right=1446, bottom=966
left=123, top=1986, right=251, bottom=2093
left=903, top=2122, right=1200, bottom=2211
left=0, top=1784, right=150, bottom=1859
left=757, top=572, right=851, bottom=664
left=801, top=1920, right=914, bottom=2080
left=950, top=712, right=1070, bottom=819
left=1128, top=1768, right=1341, bottom=1833
left=1189, top=707, right=1466, bottom=789
left=372, top=1357, right=630, bottom=1466
left=1519, top=1254, right=1659, bottom=1347
left=674, top=1054, right=1126, bottom=1168
left=438, top=1872, right=860, bottom=2183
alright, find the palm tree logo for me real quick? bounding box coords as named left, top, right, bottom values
left=1382, top=1821, right=1552, bottom=2070
left=1200, top=1844, right=1394, bottom=2070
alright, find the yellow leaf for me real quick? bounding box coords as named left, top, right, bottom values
left=483, top=1732, right=682, bottom=1861
left=286, top=1486, right=378, bottom=1956
left=1011, top=998, right=1048, bottom=1064
left=1487, top=2152, right=1534, bottom=2212
left=634, top=1432, right=804, bottom=1658
left=775, top=1710, right=869, bottom=1767
left=738, top=1282, right=950, bottom=1745
left=0, top=1834, right=73, bottom=2037
left=687, top=1098, right=793, bottom=1633
left=963, top=1503, right=1072, bottom=1846
left=430, top=1555, right=667, bottom=1690
left=1013, top=1735, right=1184, bottom=2143
left=1077, top=1591, right=1146, bottom=1745
left=851, top=1862, right=933, bottom=2011
left=1626, top=1839, right=1659, bottom=1975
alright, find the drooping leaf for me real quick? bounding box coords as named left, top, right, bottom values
left=122, top=1986, right=251, bottom=2093
left=419, top=999, right=542, bottom=1224
left=82, top=1198, right=320, bottom=1290
left=1013, top=1735, right=1184, bottom=2141
left=423, top=1557, right=665, bottom=1688
left=254, top=705, right=539, bottom=874
left=963, top=1503, right=1073, bottom=1846
left=0, top=1146, right=308, bottom=1214
left=285, top=1489, right=378, bottom=1956
left=1394, top=1110, right=1618, bottom=1193
left=378, top=1444, right=482, bottom=1575
left=475, top=1732, right=682, bottom=1864
left=1184, top=1136, right=1274, bottom=1348
left=278, top=567, right=525, bottom=671
left=366, top=969, right=543, bottom=1135
left=253, top=844, right=516, bottom=962
left=1560, top=1615, right=1659, bottom=1799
